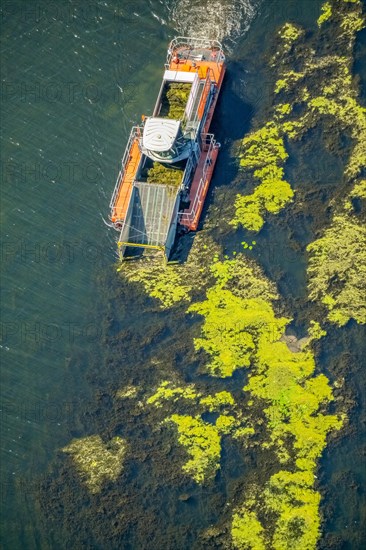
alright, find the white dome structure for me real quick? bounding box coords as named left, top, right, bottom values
left=142, top=118, right=181, bottom=152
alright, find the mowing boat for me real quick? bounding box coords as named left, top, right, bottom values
left=109, top=37, right=226, bottom=261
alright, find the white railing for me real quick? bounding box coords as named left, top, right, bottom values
left=181, top=152, right=196, bottom=189
left=187, top=69, right=213, bottom=131
left=109, top=126, right=142, bottom=210
left=184, top=72, right=200, bottom=121
left=165, top=36, right=225, bottom=69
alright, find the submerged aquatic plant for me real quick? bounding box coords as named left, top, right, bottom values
left=105, top=0, right=358, bottom=544
left=167, top=414, right=221, bottom=483
left=147, top=381, right=200, bottom=407
left=232, top=507, right=266, bottom=550
left=199, top=390, right=235, bottom=412
left=189, top=256, right=285, bottom=377
left=232, top=0, right=365, bottom=233
left=122, top=262, right=191, bottom=309
left=231, top=123, right=294, bottom=231
left=317, top=1, right=333, bottom=26
left=307, top=208, right=366, bottom=326
left=227, top=283, right=344, bottom=547
left=63, top=435, right=127, bottom=494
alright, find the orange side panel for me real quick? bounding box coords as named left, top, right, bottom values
left=181, top=147, right=219, bottom=231
left=111, top=139, right=141, bottom=222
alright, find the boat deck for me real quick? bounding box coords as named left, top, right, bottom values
left=169, top=57, right=224, bottom=85
left=124, top=182, right=179, bottom=247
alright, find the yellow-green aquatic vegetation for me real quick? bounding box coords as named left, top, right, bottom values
left=231, top=508, right=266, bottom=550
left=216, top=414, right=237, bottom=435
left=274, top=103, right=292, bottom=119
left=160, top=82, right=192, bottom=120
left=167, top=415, right=221, bottom=483
left=265, top=471, right=321, bottom=550
left=346, top=136, right=366, bottom=180
left=147, top=381, right=200, bottom=407
left=63, top=435, right=127, bottom=494
left=307, top=320, right=327, bottom=342
left=279, top=23, right=304, bottom=46
left=339, top=9, right=365, bottom=34
left=189, top=289, right=256, bottom=377
left=122, top=262, right=191, bottom=309
left=199, top=391, right=235, bottom=412
left=246, top=332, right=343, bottom=464
left=349, top=179, right=366, bottom=200
left=307, top=211, right=366, bottom=326
left=238, top=124, right=288, bottom=169
left=274, top=71, right=305, bottom=93
left=317, top=1, right=332, bottom=26
left=189, top=256, right=286, bottom=377
left=232, top=175, right=294, bottom=232
left=210, top=257, right=278, bottom=302
left=230, top=316, right=344, bottom=544
left=147, top=162, right=183, bottom=186
left=116, top=385, right=138, bottom=399
left=233, top=0, right=365, bottom=234
left=232, top=425, right=256, bottom=439
left=344, top=178, right=366, bottom=210
left=218, top=261, right=343, bottom=546
left=189, top=288, right=289, bottom=377
left=231, top=448, right=342, bottom=548
left=231, top=123, right=293, bottom=231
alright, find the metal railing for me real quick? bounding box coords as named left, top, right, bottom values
left=179, top=133, right=219, bottom=225
left=165, top=36, right=225, bottom=69
left=184, top=68, right=214, bottom=135
left=109, top=126, right=142, bottom=211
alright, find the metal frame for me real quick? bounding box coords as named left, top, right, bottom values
left=179, top=133, right=219, bottom=225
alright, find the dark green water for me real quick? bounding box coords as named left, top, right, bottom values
left=1, top=0, right=365, bottom=548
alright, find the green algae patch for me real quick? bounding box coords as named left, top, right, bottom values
left=190, top=289, right=286, bottom=377
left=231, top=471, right=324, bottom=550
left=215, top=414, right=237, bottom=435
left=247, top=335, right=343, bottom=464
left=63, top=435, right=127, bottom=494
left=232, top=0, right=365, bottom=233
left=189, top=256, right=286, bottom=377
left=228, top=296, right=344, bottom=547
left=210, top=257, right=278, bottom=302
left=118, top=233, right=221, bottom=308
left=231, top=124, right=294, bottom=232
left=199, top=391, right=235, bottom=412
left=232, top=508, right=266, bottom=550
left=307, top=209, right=366, bottom=326
left=167, top=414, right=221, bottom=483
left=266, top=471, right=321, bottom=549
left=147, top=381, right=200, bottom=408
left=348, top=179, right=366, bottom=201
left=318, top=1, right=333, bottom=26
left=121, top=262, right=191, bottom=309
left=278, top=23, right=304, bottom=50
